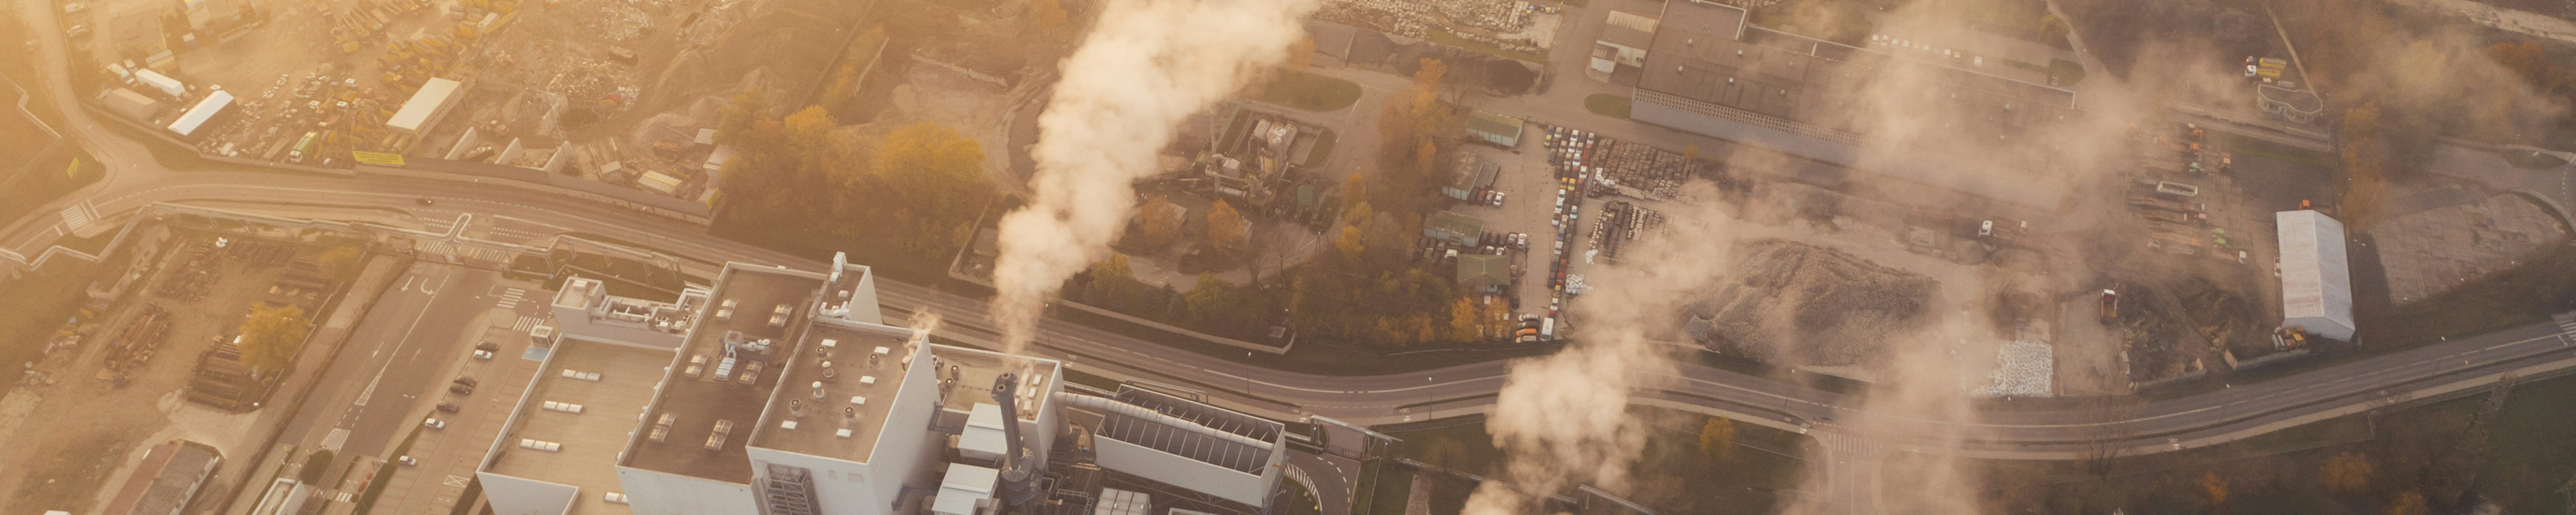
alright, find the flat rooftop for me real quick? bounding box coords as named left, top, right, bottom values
left=933, top=344, right=1058, bottom=415
left=746, top=321, right=915, bottom=462
left=555, top=276, right=600, bottom=310
left=621, top=265, right=824, bottom=482
left=482, top=341, right=671, bottom=515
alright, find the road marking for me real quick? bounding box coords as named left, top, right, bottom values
left=57, top=201, right=97, bottom=232
left=443, top=475, right=469, bottom=487
left=513, top=316, right=540, bottom=332
left=319, top=428, right=349, bottom=451
left=338, top=491, right=354, bottom=502
left=496, top=287, right=526, bottom=309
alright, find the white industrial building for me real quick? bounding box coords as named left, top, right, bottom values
left=166, top=90, right=232, bottom=138
left=2276, top=211, right=2356, bottom=341
left=479, top=252, right=1284, bottom=515
left=389, top=78, right=464, bottom=136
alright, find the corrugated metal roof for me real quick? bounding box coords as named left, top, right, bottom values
left=1094, top=388, right=1285, bottom=474
left=1426, top=211, right=1484, bottom=237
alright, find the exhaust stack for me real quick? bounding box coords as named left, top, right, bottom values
left=991, top=373, right=1041, bottom=507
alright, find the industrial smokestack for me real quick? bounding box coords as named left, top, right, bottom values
left=991, top=373, right=1040, bottom=506
left=987, top=0, right=1321, bottom=355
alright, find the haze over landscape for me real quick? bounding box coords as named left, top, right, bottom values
left=3, top=0, right=2576, bottom=513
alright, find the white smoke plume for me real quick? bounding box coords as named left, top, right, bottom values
left=1461, top=204, right=1739, bottom=515
left=990, top=0, right=1321, bottom=354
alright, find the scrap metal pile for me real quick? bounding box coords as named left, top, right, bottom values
left=1680, top=239, right=1937, bottom=366
left=1318, top=0, right=1546, bottom=53
left=155, top=240, right=227, bottom=302
left=1587, top=200, right=1664, bottom=263
left=1593, top=140, right=1695, bottom=199
left=102, top=305, right=172, bottom=375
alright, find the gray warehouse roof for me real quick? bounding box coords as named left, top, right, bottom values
left=1092, top=387, right=1284, bottom=474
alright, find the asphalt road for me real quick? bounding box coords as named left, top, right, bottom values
left=6, top=0, right=2575, bottom=462
left=274, top=263, right=494, bottom=476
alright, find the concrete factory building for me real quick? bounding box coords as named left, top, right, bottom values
left=479, top=253, right=1287, bottom=515
left=1626, top=0, right=2080, bottom=208
left=2275, top=211, right=2356, bottom=341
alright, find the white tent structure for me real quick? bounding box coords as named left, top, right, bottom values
left=167, top=90, right=233, bottom=136
left=2277, top=210, right=2356, bottom=341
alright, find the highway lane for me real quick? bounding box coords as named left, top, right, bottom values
left=274, top=263, right=493, bottom=480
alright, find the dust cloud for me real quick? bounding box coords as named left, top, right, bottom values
left=989, top=0, right=1320, bottom=353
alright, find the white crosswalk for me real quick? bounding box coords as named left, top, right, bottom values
left=513, top=316, right=542, bottom=332
left=337, top=491, right=354, bottom=503
left=57, top=201, right=97, bottom=232
left=319, top=428, right=349, bottom=452
left=497, top=287, right=526, bottom=309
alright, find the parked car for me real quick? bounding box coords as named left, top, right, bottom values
left=472, top=350, right=495, bottom=360
left=422, top=418, right=446, bottom=429
left=449, top=384, right=473, bottom=395
left=452, top=377, right=478, bottom=387
left=415, top=197, right=435, bottom=205
left=475, top=341, right=500, bottom=352
left=436, top=402, right=460, bottom=413
left=398, top=455, right=418, bottom=466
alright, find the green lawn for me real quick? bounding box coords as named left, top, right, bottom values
left=1255, top=71, right=1364, bottom=111
left=1586, top=94, right=1633, bottom=118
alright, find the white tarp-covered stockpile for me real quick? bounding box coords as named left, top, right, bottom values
left=166, top=90, right=232, bottom=136
left=2277, top=210, right=2356, bottom=341
left=388, top=78, right=462, bottom=135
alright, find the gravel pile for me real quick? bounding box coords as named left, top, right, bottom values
left=1681, top=239, right=1937, bottom=366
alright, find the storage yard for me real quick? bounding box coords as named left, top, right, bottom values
left=58, top=0, right=876, bottom=203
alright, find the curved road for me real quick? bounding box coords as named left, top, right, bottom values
left=6, top=0, right=2576, bottom=462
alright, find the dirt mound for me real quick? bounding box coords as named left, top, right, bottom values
left=1681, top=239, right=1938, bottom=366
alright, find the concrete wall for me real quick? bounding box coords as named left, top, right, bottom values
left=744, top=447, right=892, bottom=515
left=476, top=473, right=579, bottom=515
left=614, top=467, right=759, bottom=515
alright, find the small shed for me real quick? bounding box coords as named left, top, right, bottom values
left=1455, top=254, right=1508, bottom=292
left=1464, top=110, right=1524, bottom=148
left=1425, top=211, right=1484, bottom=247
left=1443, top=154, right=1500, bottom=201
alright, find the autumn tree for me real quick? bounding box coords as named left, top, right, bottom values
left=1333, top=226, right=1365, bottom=261
left=1448, top=297, right=1482, bottom=341
left=1699, top=417, right=1738, bottom=461
left=1133, top=196, right=1183, bottom=250
left=871, top=122, right=993, bottom=258
left=2321, top=451, right=2375, bottom=494
left=2385, top=490, right=2427, bottom=515
left=2199, top=472, right=2230, bottom=507
left=1185, top=274, right=1260, bottom=328
left=238, top=304, right=310, bottom=377
left=1088, top=254, right=1142, bottom=309
left=315, top=247, right=361, bottom=279
left=1206, top=199, right=1247, bottom=259
left=717, top=86, right=768, bottom=143
left=1286, top=37, right=1315, bottom=70
left=1372, top=58, right=1457, bottom=214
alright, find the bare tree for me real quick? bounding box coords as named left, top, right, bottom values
left=2077, top=395, right=2148, bottom=478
